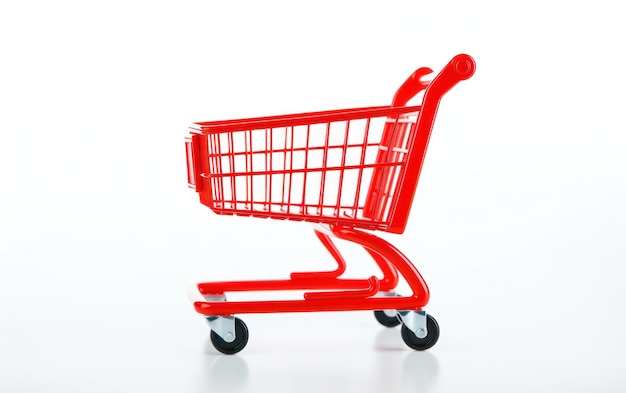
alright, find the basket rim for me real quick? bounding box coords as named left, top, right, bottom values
left=191, top=105, right=422, bottom=134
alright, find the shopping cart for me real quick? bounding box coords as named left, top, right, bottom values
left=185, top=54, right=475, bottom=354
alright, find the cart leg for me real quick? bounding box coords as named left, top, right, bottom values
left=398, top=310, right=428, bottom=339
left=298, top=226, right=400, bottom=291
left=329, top=224, right=430, bottom=308
left=363, top=249, right=399, bottom=292
left=290, top=229, right=346, bottom=280
left=206, top=316, right=236, bottom=343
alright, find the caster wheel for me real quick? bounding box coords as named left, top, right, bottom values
left=401, top=314, right=440, bottom=351
left=374, top=310, right=401, bottom=327
left=210, top=317, right=249, bottom=355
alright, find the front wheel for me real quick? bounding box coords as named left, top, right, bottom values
left=374, top=310, right=401, bottom=327
left=210, top=317, right=249, bottom=355
left=401, top=314, right=439, bottom=351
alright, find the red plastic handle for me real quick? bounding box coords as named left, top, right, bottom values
left=426, top=54, right=476, bottom=99
left=391, top=67, right=433, bottom=107
left=391, top=54, right=476, bottom=107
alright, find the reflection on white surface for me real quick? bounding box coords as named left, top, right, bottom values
left=402, top=352, right=440, bottom=392
left=192, top=323, right=441, bottom=393
left=1, top=212, right=625, bottom=393
left=374, top=326, right=408, bottom=351
left=204, top=350, right=249, bottom=393
left=374, top=329, right=441, bottom=392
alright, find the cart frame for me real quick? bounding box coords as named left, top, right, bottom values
left=185, top=54, right=476, bottom=353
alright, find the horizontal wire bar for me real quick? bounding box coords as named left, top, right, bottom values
left=206, top=142, right=382, bottom=157
left=199, top=161, right=404, bottom=178
left=214, top=201, right=372, bottom=210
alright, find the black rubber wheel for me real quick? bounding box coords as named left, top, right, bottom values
left=374, top=310, right=401, bottom=327
left=210, top=318, right=249, bottom=355
left=401, top=314, right=440, bottom=351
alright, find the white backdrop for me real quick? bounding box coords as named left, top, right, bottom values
left=1, top=1, right=625, bottom=392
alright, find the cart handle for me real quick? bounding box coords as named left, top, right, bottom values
left=425, top=53, right=476, bottom=99
left=391, top=67, right=433, bottom=107
left=391, top=54, right=476, bottom=107
left=384, top=54, right=475, bottom=233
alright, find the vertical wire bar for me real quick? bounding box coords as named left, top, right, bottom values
left=318, top=121, right=331, bottom=215
left=352, top=117, right=371, bottom=217
left=209, top=134, right=224, bottom=208
left=265, top=128, right=273, bottom=210
left=335, top=120, right=350, bottom=216
left=228, top=131, right=236, bottom=209
left=374, top=116, right=401, bottom=220
left=206, top=134, right=214, bottom=200
left=391, top=120, right=412, bottom=200
left=244, top=130, right=250, bottom=209
left=269, top=127, right=274, bottom=211
left=185, top=139, right=194, bottom=187
left=215, top=134, right=225, bottom=204
left=248, top=130, right=254, bottom=210
left=386, top=118, right=416, bottom=220
left=378, top=120, right=399, bottom=219
left=262, top=129, right=266, bottom=209
left=264, top=128, right=270, bottom=210
left=301, top=124, right=311, bottom=214
left=287, top=125, right=294, bottom=212
left=281, top=127, right=288, bottom=210
left=380, top=119, right=407, bottom=220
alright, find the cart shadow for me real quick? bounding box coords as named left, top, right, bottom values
left=197, top=329, right=438, bottom=392
left=374, top=326, right=408, bottom=351
left=202, top=339, right=250, bottom=393
left=374, top=328, right=440, bottom=392
left=401, top=351, right=440, bottom=392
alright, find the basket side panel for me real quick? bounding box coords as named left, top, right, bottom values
left=362, top=116, right=417, bottom=225
left=195, top=110, right=419, bottom=229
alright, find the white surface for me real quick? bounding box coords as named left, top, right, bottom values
left=1, top=1, right=625, bottom=392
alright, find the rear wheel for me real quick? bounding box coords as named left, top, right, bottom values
left=210, top=317, right=249, bottom=355
left=374, top=310, right=401, bottom=327
left=401, top=314, right=439, bottom=351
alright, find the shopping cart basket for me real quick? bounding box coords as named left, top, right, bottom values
left=185, top=54, right=475, bottom=354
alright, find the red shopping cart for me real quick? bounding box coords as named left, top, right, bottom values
left=185, top=54, right=475, bottom=354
